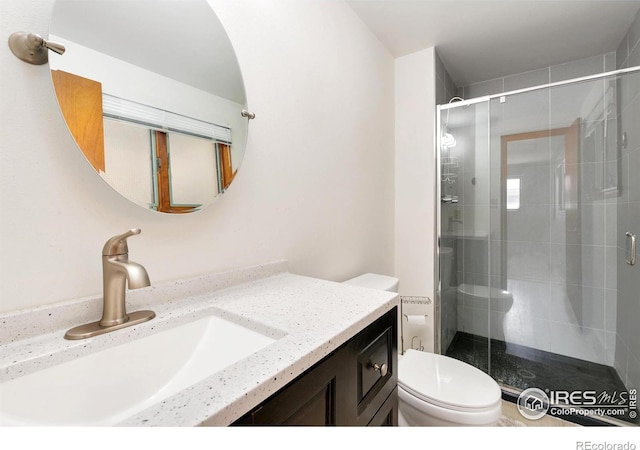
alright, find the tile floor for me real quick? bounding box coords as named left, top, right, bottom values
left=446, top=332, right=637, bottom=426
left=498, top=400, right=578, bottom=427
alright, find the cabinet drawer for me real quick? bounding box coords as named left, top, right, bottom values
left=349, top=308, right=398, bottom=425
left=357, top=327, right=392, bottom=404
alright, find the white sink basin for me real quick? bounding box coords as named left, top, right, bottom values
left=0, top=315, right=277, bottom=425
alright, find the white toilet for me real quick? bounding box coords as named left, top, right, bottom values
left=343, top=273, right=502, bottom=426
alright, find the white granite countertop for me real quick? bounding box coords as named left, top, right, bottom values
left=0, top=261, right=398, bottom=426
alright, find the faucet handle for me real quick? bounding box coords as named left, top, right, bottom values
left=102, top=228, right=142, bottom=256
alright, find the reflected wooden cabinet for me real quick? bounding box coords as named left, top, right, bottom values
left=51, top=70, right=105, bottom=173
left=233, top=307, right=398, bottom=426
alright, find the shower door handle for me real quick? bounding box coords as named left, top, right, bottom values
left=627, top=232, right=636, bottom=266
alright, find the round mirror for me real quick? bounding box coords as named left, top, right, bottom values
left=49, top=0, right=248, bottom=214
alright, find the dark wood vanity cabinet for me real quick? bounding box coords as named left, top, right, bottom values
left=233, top=307, right=398, bottom=426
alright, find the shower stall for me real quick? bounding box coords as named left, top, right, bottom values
left=436, top=66, right=640, bottom=425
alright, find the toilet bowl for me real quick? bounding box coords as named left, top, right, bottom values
left=343, top=273, right=503, bottom=426
left=398, top=349, right=502, bottom=426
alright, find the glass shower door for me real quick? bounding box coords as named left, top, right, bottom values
left=615, top=70, right=640, bottom=424
left=487, top=70, right=640, bottom=424
left=438, top=100, right=492, bottom=373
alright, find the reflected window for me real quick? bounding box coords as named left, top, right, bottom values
left=166, top=132, right=220, bottom=207
left=506, top=178, right=521, bottom=210
left=103, top=118, right=154, bottom=207
left=101, top=94, right=233, bottom=213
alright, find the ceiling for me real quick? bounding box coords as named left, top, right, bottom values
left=346, top=0, right=640, bottom=86
left=48, top=1, right=640, bottom=95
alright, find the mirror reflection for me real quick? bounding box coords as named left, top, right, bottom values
left=49, top=0, right=248, bottom=214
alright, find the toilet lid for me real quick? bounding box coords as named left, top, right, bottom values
left=398, top=350, right=501, bottom=411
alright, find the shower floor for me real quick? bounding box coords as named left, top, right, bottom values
left=445, top=332, right=637, bottom=425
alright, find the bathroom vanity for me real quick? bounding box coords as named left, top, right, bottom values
left=233, top=308, right=397, bottom=426
left=0, top=261, right=398, bottom=426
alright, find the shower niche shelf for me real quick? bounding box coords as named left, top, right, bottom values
left=442, top=157, right=458, bottom=167
left=441, top=157, right=458, bottom=184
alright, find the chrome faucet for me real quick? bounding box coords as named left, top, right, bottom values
left=65, top=229, right=155, bottom=340
left=100, top=229, right=151, bottom=326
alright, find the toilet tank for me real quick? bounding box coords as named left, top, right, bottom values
left=343, top=273, right=399, bottom=293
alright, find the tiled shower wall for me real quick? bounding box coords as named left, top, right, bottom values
left=458, top=54, right=617, bottom=100
left=435, top=51, right=459, bottom=106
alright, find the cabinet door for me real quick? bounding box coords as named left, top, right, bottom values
left=367, top=387, right=398, bottom=426
left=233, top=350, right=349, bottom=425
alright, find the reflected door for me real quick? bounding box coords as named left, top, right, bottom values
left=500, top=119, right=582, bottom=325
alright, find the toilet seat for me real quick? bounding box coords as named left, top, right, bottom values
left=398, top=349, right=501, bottom=413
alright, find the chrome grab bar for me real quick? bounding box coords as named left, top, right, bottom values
left=627, top=232, right=637, bottom=266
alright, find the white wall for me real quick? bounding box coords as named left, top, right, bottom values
left=0, top=0, right=395, bottom=314
left=395, top=48, right=436, bottom=352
